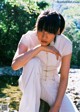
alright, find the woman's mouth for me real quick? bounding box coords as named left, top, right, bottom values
left=41, top=41, right=47, bottom=43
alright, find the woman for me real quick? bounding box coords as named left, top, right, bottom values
left=11, top=10, right=79, bottom=112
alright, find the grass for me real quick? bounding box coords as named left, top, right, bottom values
left=0, top=75, right=22, bottom=111
left=0, top=75, right=50, bottom=112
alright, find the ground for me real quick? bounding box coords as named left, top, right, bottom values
left=0, top=69, right=80, bottom=112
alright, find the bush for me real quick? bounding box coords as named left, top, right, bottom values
left=0, top=0, right=49, bottom=66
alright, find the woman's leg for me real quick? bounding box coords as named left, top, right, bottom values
left=18, top=57, right=42, bottom=112
left=41, top=75, right=79, bottom=112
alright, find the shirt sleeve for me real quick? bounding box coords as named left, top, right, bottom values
left=62, top=40, right=72, bottom=57
left=19, top=32, right=31, bottom=49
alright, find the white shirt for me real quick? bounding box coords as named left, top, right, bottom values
left=19, top=30, right=72, bottom=77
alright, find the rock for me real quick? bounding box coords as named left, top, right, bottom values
left=0, top=67, right=22, bottom=76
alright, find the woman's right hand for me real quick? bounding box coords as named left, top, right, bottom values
left=41, top=46, right=61, bottom=60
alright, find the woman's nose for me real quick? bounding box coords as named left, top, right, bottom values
left=42, top=35, right=46, bottom=39
left=42, top=32, right=47, bottom=39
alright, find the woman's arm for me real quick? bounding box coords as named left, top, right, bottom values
left=11, top=43, right=61, bottom=71
left=49, top=53, right=72, bottom=112
left=11, top=43, right=43, bottom=70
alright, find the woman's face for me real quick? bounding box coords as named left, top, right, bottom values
left=37, top=30, right=56, bottom=46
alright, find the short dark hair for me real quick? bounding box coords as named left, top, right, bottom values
left=35, top=10, right=65, bottom=35
left=59, top=13, right=65, bottom=34
left=36, top=10, right=60, bottom=35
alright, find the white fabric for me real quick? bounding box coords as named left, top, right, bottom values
left=19, top=58, right=42, bottom=112
left=19, top=31, right=72, bottom=57
left=19, top=57, right=78, bottom=112
left=19, top=31, right=40, bottom=50
left=18, top=31, right=78, bottom=112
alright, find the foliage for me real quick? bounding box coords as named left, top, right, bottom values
left=0, top=0, right=36, bottom=65
left=63, top=5, right=80, bottom=67
left=0, top=0, right=48, bottom=66
left=0, top=75, right=20, bottom=110
left=0, top=0, right=80, bottom=67
left=37, top=1, right=49, bottom=10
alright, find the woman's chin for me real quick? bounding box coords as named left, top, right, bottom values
left=41, top=44, right=47, bottom=46
left=41, top=43, right=48, bottom=46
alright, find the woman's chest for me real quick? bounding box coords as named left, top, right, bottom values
left=37, top=51, right=61, bottom=68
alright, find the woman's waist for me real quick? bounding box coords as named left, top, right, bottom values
left=42, top=64, right=57, bottom=71
left=40, top=71, right=59, bottom=82
left=42, top=70, right=57, bottom=77
left=41, top=68, right=58, bottom=80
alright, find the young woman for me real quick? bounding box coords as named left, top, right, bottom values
left=11, top=10, right=79, bottom=112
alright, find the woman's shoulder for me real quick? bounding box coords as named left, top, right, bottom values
left=19, top=30, right=39, bottom=48
left=20, top=30, right=37, bottom=42
left=57, top=34, right=72, bottom=56
left=23, top=30, right=37, bottom=38
left=57, top=34, right=72, bottom=45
